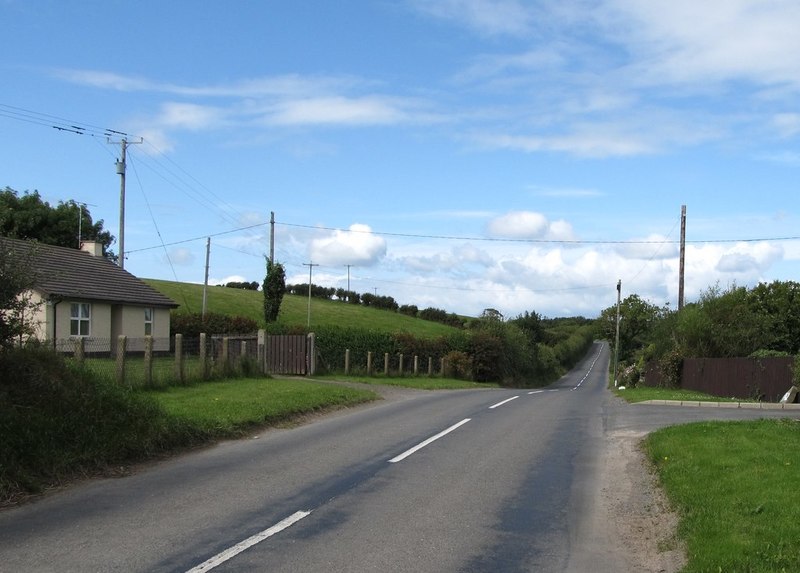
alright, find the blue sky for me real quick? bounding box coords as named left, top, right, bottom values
left=2, top=0, right=799, bottom=319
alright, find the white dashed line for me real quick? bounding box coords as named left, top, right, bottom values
left=489, top=396, right=519, bottom=409
left=186, top=510, right=311, bottom=573
left=388, top=418, right=471, bottom=463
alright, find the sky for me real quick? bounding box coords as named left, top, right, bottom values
left=2, top=0, right=799, bottom=320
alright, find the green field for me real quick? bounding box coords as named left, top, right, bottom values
left=145, top=278, right=462, bottom=337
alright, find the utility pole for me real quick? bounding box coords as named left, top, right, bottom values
left=304, top=262, right=319, bottom=328
left=269, top=211, right=275, bottom=265
left=678, top=204, right=687, bottom=311
left=202, top=237, right=211, bottom=318
left=345, top=264, right=352, bottom=292
left=614, top=279, right=622, bottom=387
left=108, top=137, right=142, bottom=269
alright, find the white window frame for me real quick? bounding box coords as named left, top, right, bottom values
left=70, top=302, right=91, bottom=337
left=144, top=307, right=154, bottom=336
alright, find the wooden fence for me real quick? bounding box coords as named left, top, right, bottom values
left=644, top=357, right=795, bottom=402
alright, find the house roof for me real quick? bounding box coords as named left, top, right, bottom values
left=1, top=237, right=179, bottom=308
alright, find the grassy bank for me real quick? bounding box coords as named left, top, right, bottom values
left=311, top=374, right=500, bottom=391
left=144, top=378, right=378, bottom=433
left=0, top=347, right=378, bottom=506
left=613, top=386, right=746, bottom=403
left=645, top=419, right=800, bottom=571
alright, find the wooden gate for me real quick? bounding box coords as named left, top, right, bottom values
left=265, top=334, right=308, bottom=375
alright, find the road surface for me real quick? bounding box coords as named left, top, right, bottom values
left=2, top=342, right=797, bottom=572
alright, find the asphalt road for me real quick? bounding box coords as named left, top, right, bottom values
left=2, top=342, right=798, bottom=572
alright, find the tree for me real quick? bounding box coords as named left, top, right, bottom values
left=0, top=187, right=116, bottom=260
left=0, top=240, right=39, bottom=347
left=598, top=294, right=664, bottom=364
left=263, top=260, right=286, bottom=323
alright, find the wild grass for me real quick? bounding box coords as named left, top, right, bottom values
left=145, top=278, right=461, bottom=337
left=645, top=419, right=800, bottom=572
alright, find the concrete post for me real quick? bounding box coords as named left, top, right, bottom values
left=144, top=335, right=153, bottom=387
left=115, top=335, right=127, bottom=386
left=175, top=333, right=184, bottom=384
left=199, top=333, right=208, bottom=379
left=345, top=349, right=351, bottom=375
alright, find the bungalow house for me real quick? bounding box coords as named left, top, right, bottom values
left=1, top=236, right=178, bottom=352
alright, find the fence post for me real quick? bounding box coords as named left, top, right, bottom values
left=399, top=354, right=404, bottom=376
left=414, top=355, right=419, bottom=376
left=74, top=337, right=85, bottom=364
left=257, top=329, right=266, bottom=374
left=174, top=333, right=184, bottom=384
left=199, top=333, right=208, bottom=379
left=384, top=352, right=389, bottom=376
left=241, top=340, right=248, bottom=374
left=428, top=356, right=433, bottom=377
left=441, top=357, right=446, bottom=377
left=367, top=351, right=373, bottom=375
left=222, top=337, right=229, bottom=375
left=345, top=349, right=351, bottom=375
left=144, top=336, right=153, bottom=387
left=115, top=335, right=127, bottom=386
left=307, top=333, right=316, bottom=375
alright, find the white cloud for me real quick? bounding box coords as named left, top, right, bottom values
left=486, top=211, right=576, bottom=241
left=309, top=224, right=387, bottom=266
left=166, top=248, right=194, bottom=266
left=267, top=96, right=418, bottom=127
left=606, top=0, right=800, bottom=89
left=410, top=0, right=533, bottom=37
left=772, top=113, right=800, bottom=138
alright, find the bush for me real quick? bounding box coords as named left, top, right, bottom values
left=170, top=312, right=258, bottom=338
left=443, top=350, right=471, bottom=380
left=0, top=345, right=202, bottom=502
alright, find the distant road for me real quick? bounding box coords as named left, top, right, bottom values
left=2, top=342, right=796, bottom=572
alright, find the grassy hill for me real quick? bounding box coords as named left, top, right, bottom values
left=145, top=278, right=462, bottom=338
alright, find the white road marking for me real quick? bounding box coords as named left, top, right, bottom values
left=186, top=510, right=311, bottom=573
left=489, top=396, right=519, bottom=409
left=528, top=390, right=544, bottom=395
left=388, top=418, right=471, bottom=463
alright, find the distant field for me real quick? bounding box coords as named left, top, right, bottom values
left=145, top=278, right=462, bottom=337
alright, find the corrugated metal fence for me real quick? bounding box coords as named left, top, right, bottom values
left=645, top=357, right=794, bottom=402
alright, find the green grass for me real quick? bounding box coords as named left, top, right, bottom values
left=311, top=374, right=500, bottom=391
left=144, top=377, right=378, bottom=434
left=614, top=386, right=748, bottom=403
left=645, top=419, right=800, bottom=572
left=145, top=278, right=462, bottom=337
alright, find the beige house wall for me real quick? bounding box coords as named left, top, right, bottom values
left=24, top=289, right=172, bottom=353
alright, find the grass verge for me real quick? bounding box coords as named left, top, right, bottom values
left=645, top=419, right=800, bottom=572
left=143, top=378, right=378, bottom=434
left=613, top=386, right=747, bottom=403
left=311, top=374, right=500, bottom=391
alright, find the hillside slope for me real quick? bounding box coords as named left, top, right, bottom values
left=144, top=278, right=462, bottom=337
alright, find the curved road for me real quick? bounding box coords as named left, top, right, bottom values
left=2, top=342, right=797, bottom=572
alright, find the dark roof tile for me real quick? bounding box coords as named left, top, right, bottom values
left=1, top=237, right=179, bottom=308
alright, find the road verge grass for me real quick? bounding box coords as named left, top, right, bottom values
left=613, top=386, right=746, bottom=403
left=143, top=378, right=378, bottom=434
left=311, top=374, right=500, bottom=391
left=644, top=419, right=800, bottom=571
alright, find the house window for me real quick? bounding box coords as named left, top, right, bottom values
left=70, top=303, right=91, bottom=336
left=144, top=308, right=154, bottom=336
